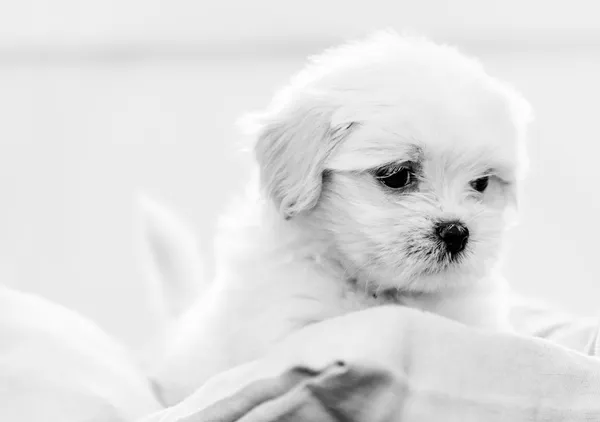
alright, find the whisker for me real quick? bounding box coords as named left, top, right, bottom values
left=463, top=209, right=486, bottom=223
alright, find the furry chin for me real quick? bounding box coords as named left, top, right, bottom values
left=363, top=249, right=495, bottom=295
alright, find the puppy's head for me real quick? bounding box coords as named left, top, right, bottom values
left=245, top=31, right=532, bottom=293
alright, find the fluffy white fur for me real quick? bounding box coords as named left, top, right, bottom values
left=151, top=30, right=533, bottom=405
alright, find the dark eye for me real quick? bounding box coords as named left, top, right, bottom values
left=376, top=167, right=414, bottom=189
left=470, top=176, right=489, bottom=193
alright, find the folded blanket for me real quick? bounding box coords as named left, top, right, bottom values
left=142, top=305, right=600, bottom=422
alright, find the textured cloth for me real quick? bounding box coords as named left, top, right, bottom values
left=142, top=305, right=600, bottom=422
left=510, top=295, right=600, bottom=356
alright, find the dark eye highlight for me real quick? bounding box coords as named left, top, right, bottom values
left=375, top=165, right=415, bottom=189
left=470, top=176, right=489, bottom=193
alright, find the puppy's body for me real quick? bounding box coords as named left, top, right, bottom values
left=154, top=32, right=531, bottom=405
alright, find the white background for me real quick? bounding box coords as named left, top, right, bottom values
left=1, top=0, right=600, bottom=352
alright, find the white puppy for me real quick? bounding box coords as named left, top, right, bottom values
left=152, top=30, right=532, bottom=405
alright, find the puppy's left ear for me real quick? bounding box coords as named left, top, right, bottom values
left=503, top=183, right=520, bottom=227
left=504, top=124, right=531, bottom=228
left=248, top=97, right=357, bottom=219
left=501, top=79, right=532, bottom=227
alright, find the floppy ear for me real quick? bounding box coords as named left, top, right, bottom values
left=505, top=113, right=532, bottom=228
left=502, top=181, right=521, bottom=228
left=500, top=78, right=532, bottom=227
left=251, top=98, right=356, bottom=219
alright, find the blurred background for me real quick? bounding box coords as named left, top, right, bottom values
left=1, top=0, right=600, bottom=353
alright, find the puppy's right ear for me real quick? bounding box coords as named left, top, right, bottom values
left=247, top=97, right=356, bottom=219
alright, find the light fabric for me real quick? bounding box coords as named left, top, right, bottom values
left=142, top=304, right=600, bottom=422
left=0, top=286, right=161, bottom=421
left=510, top=295, right=600, bottom=355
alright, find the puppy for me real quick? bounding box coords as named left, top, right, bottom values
left=153, top=30, right=532, bottom=405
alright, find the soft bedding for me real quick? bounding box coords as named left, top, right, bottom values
left=142, top=304, right=600, bottom=422
left=0, top=285, right=161, bottom=421
left=3, top=281, right=599, bottom=422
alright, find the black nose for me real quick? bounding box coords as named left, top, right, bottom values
left=436, top=221, right=469, bottom=254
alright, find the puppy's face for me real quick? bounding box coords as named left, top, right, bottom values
left=314, top=143, right=516, bottom=292
left=249, top=32, right=531, bottom=293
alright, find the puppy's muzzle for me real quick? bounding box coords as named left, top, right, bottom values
left=436, top=221, right=469, bottom=255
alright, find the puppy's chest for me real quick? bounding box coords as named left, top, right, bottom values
left=219, top=257, right=508, bottom=359
left=335, top=282, right=397, bottom=313
left=339, top=276, right=510, bottom=331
